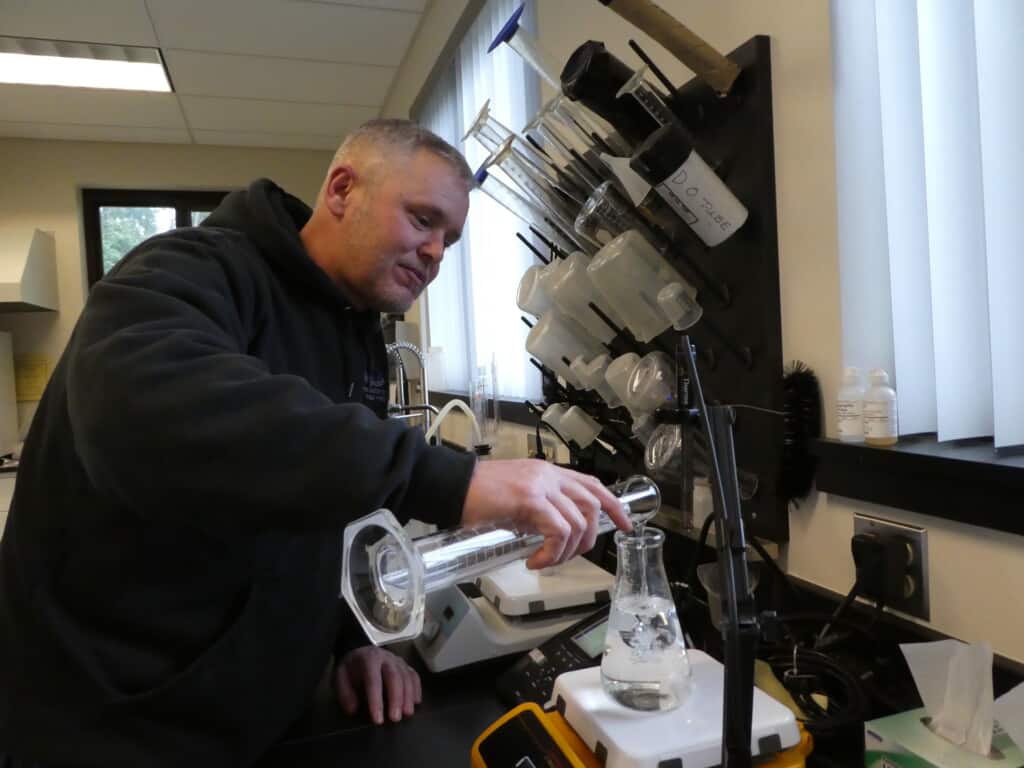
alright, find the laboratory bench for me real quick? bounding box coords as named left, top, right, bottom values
left=256, top=645, right=865, bottom=768
left=255, top=645, right=507, bottom=768
left=256, top=531, right=1023, bottom=768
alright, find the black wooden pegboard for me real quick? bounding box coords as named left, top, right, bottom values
left=658, top=35, right=786, bottom=542
left=533, top=35, right=787, bottom=541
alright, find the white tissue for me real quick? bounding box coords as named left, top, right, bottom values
left=993, top=680, right=1024, bottom=758
left=901, top=640, right=1024, bottom=758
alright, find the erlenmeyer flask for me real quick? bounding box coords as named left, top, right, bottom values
left=601, top=526, right=690, bottom=711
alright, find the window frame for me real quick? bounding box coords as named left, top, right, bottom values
left=81, top=188, right=231, bottom=286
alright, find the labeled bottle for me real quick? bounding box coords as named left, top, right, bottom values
left=630, top=120, right=749, bottom=247
left=863, top=368, right=898, bottom=447
left=837, top=366, right=865, bottom=443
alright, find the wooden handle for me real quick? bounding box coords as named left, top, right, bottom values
left=602, top=0, right=741, bottom=94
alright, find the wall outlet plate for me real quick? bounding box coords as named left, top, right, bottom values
left=853, top=513, right=929, bottom=621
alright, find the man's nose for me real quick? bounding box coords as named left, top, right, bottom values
left=419, top=231, right=445, bottom=264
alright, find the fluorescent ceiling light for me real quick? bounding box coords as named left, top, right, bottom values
left=0, top=36, right=172, bottom=92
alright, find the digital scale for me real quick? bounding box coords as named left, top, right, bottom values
left=413, top=556, right=614, bottom=673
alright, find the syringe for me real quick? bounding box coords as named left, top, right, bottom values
left=340, top=475, right=660, bottom=645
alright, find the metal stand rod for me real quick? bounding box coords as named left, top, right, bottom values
left=678, top=335, right=757, bottom=768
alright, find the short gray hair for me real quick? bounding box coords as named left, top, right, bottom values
left=333, top=118, right=474, bottom=187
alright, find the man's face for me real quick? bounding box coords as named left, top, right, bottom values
left=330, top=149, right=470, bottom=313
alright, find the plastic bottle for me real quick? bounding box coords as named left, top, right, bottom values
left=837, top=367, right=865, bottom=443
left=863, top=369, right=898, bottom=446
left=629, top=121, right=749, bottom=247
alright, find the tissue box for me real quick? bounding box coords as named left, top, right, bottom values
left=865, top=708, right=1024, bottom=768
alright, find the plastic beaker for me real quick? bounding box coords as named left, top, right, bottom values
left=561, top=405, right=602, bottom=448
left=516, top=264, right=555, bottom=318
left=569, top=354, right=621, bottom=408
left=697, top=561, right=761, bottom=631
left=546, top=251, right=624, bottom=343
left=540, top=402, right=570, bottom=435
left=525, top=310, right=604, bottom=387
left=604, top=353, right=640, bottom=408
left=643, top=423, right=760, bottom=500
left=626, top=351, right=675, bottom=414
left=587, top=230, right=701, bottom=343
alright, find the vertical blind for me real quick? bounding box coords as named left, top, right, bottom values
left=831, top=0, right=1024, bottom=448
left=415, top=0, right=542, bottom=401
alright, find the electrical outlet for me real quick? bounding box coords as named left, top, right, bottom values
left=853, top=513, right=929, bottom=621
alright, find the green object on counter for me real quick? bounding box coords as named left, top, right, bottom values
left=864, top=707, right=1024, bottom=768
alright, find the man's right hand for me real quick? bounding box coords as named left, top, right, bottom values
left=461, top=459, right=632, bottom=570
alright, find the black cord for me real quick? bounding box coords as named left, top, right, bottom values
left=762, top=647, right=871, bottom=740
left=814, top=581, right=863, bottom=649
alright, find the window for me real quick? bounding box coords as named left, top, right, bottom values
left=82, top=189, right=230, bottom=286
left=414, top=0, right=542, bottom=402
left=831, top=1, right=1024, bottom=450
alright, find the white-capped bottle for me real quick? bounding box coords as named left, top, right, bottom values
left=863, top=369, right=898, bottom=447
left=837, top=366, right=865, bottom=443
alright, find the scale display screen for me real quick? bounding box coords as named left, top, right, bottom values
left=570, top=617, right=608, bottom=658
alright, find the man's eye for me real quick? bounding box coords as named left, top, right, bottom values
left=414, top=214, right=431, bottom=228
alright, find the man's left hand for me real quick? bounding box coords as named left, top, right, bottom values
left=334, top=646, right=422, bottom=725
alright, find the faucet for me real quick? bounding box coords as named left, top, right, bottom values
left=385, top=341, right=436, bottom=432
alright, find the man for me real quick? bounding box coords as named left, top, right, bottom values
left=0, top=119, right=629, bottom=767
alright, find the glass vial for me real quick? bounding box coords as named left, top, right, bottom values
left=601, top=527, right=690, bottom=711
left=863, top=368, right=898, bottom=446
left=837, top=366, right=865, bottom=443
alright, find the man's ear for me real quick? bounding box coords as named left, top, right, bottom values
left=324, top=164, right=357, bottom=218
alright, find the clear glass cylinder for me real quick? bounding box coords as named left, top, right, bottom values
left=601, top=527, right=690, bottom=711
left=475, top=168, right=582, bottom=255
left=340, top=476, right=662, bottom=645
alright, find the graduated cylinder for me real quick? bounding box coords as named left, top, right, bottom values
left=340, top=476, right=661, bottom=645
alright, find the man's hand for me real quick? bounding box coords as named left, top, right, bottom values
left=462, top=460, right=632, bottom=570
left=334, top=646, right=422, bottom=725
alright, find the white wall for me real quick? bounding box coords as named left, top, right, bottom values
left=388, top=0, right=1024, bottom=662
left=0, top=137, right=332, bottom=435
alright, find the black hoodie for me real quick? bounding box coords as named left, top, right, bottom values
left=0, top=179, right=476, bottom=767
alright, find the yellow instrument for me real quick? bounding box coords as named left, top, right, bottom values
left=472, top=702, right=812, bottom=767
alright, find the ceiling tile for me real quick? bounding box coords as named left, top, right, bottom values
left=287, top=0, right=427, bottom=11
left=0, top=120, right=190, bottom=143
left=192, top=128, right=340, bottom=150
left=163, top=50, right=393, bottom=106
left=180, top=94, right=377, bottom=136
left=0, top=84, right=187, bottom=128
left=147, top=0, right=420, bottom=66
left=0, top=0, right=158, bottom=46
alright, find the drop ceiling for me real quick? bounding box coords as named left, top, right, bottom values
left=0, top=0, right=429, bottom=149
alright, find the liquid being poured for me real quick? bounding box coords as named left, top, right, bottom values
left=635, top=521, right=649, bottom=598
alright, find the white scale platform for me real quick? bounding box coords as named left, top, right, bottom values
left=551, top=651, right=800, bottom=768
left=414, top=558, right=614, bottom=672
left=476, top=557, right=614, bottom=616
